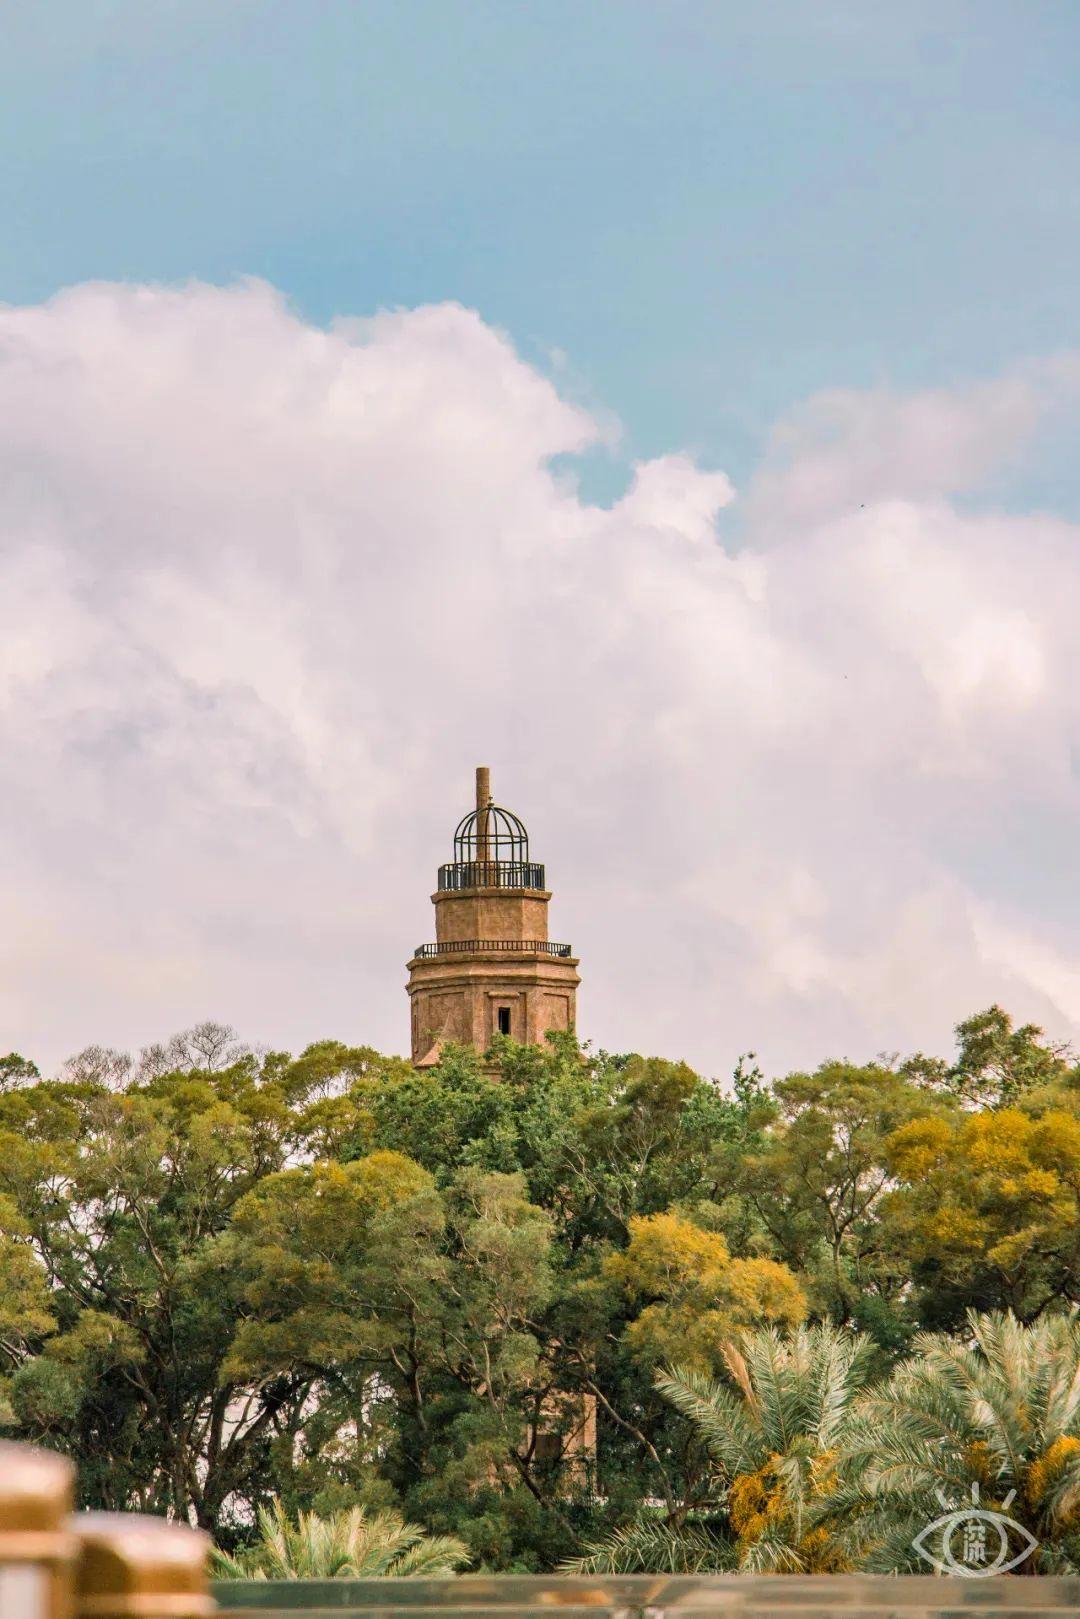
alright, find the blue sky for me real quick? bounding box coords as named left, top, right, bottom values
left=5, top=1, right=1079, bottom=499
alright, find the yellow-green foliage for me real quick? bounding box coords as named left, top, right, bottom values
left=1026, top=1434, right=1080, bottom=1525
left=729, top=1455, right=847, bottom=1572
left=0, top=1195, right=55, bottom=1357
left=607, top=1211, right=806, bottom=1372
left=884, top=1108, right=1080, bottom=1309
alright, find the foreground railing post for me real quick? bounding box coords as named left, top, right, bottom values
left=0, top=1440, right=76, bottom=1619
left=70, top=1515, right=213, bottom=1619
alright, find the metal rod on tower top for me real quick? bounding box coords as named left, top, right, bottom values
left=476, top=766, right=491, bottom=864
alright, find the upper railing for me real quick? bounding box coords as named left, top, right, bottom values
left=438, top=860, right=545, bottom=892
left=413, top=940, right=572, bottom=960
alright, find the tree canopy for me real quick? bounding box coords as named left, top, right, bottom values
left=2, top=1006, right=1079, bottom=1570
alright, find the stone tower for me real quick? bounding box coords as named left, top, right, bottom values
left=406, top=767, right=580, bottom=1066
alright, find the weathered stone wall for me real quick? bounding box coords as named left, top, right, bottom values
left=433, top=889, right=551, bottom=944
left=406, top=944, right=579, bottom=1065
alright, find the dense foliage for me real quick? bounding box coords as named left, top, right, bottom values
left=2, top=1007, right=1080, bottom=1571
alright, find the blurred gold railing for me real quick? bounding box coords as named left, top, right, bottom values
left=0, top=1441, right=209, bottom=1619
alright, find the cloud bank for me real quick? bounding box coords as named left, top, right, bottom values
left=1, top=279, right=1079, bottom=1076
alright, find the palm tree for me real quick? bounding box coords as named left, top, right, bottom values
left=567, top=1322, right=874, bottom=1574
left=827, top=1310, right=1080, bottom=1573
left=569, top=1515, right=735, bottom=1575
left=212, top=1500, right=469, bottom=1580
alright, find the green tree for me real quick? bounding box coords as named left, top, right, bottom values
left=0, top=1193, right=55, bottom=1384
left=905, top=1006, right=1074, bottom=1110
left=716, top=1061, right=939, bottom=1341
left=0, top=1054, right=40, bottom=1091
left=222, top=1148, right=572, bottom=1562
left=0, top=1042, right=316, bottom=1527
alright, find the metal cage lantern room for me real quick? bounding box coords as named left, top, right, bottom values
left=453, top=803, right=529, bottom=865
left=437, top=767, right=546, bottom=891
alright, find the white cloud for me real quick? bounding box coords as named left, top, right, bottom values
left=2, top=278, right=1080, bottom=1076
left=747, top=375, right=1043, bottom=531
left=611, top=452, right=735, bottom=543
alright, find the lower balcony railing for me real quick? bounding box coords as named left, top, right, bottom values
left=412, top=939, right=572, bottom=960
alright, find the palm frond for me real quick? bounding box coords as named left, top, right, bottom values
left=565, top=1515, right=731, bottom=1575
left=213, top=1500, right=467, bottom=1580
left=386, top=1534, right=470, bottom=1578
left=655, top=1365, right=763, bottom=1475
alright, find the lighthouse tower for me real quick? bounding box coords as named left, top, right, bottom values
left=406, top=767, right=580, bottom=1066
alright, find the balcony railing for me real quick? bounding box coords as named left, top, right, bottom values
left=438, top=860, right=545, bottom=892
left=412, top=939, right=572, bottom=960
